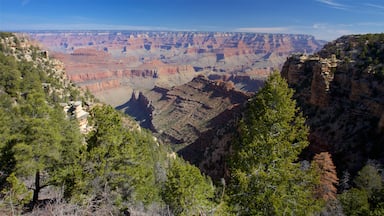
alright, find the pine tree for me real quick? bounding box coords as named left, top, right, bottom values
left=81, top=105, right=164, bottom=209
left=162, top=158, right=215, bottom=216
left=227, top=72, right=322, bottom=215
left=13, top=92, right=64, bottom=205
left=12, top=91, right=81, bottom=204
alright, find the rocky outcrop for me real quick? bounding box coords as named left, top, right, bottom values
left=281, top=54, right=337, bottom=107
left=61, top=101, right=91, bottom=133
left=281, top=34, right=384, bottom=175
left=118, top=75, right=251, bottom=147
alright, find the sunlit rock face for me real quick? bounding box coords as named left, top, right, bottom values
left=28, top=31, right=325, bottom=106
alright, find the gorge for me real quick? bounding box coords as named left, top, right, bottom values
left=29, top=31, right=325, bottom=105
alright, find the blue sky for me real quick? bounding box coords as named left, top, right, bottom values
left=0, top=0, right=383, bottom=40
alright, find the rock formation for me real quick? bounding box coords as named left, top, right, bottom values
left=281, top=34, right=384, bottom=175
left=28, top=31, right=325, bottom=105
left=118, top=75, right=251, bottom=148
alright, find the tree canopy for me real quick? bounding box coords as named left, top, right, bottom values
left=227, top=72, right=322, bottom=215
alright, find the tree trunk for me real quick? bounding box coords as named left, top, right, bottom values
left=32, top=170, right=40, bottom=205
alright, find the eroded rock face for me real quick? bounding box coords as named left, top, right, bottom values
left=119, top=75, right=251, bottom=146
left=117, top=75, right=252, bottom=179
left=281, top=34, right=384, bottom=175
left=28, top=31, right=325, bottom=105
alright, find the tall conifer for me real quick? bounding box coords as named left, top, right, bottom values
left=227, top=72, right=321, bottom=215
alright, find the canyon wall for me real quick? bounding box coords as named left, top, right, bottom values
left=281, top=34, right=384, bottom=175
left=119, top=75, right=251, bottom=149
left=28, top=31, right=325, bottom=105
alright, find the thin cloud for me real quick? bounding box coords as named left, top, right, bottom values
left=315, top=0, right=348, bottom=10
left=365, top=3, right=384, bottom=10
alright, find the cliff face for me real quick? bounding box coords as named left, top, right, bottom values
left=118, top=75, right=251, bottom=147
left=113, top=75, right=251, bottom=180
left=28, top=31, right=325, bottom=105
left=281, top=34, right=384, bottom=174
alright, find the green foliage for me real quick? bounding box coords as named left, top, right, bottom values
left=0, top=42, right=86, bottom=206
left=12, top=92, right=82, bottom=203
left=162, top=157, right=215, bottom=216
left=339, top=188, right=370, bottom=216
left=0, top=53, right=21, bottom=97
left=339, top=164, right=384, bottom=216
left=0, top=100, right=11, bottom=149
left=354, top=165, right=382, bottom=196
left=0, top=94, right=18, bottom=188
left=70, top=105, right=168, bottom=211
left=227, top=72, right=322, bottom=215
left=18, top=61, right=44, bottom=93
left=0, top=173, right=32, bottom=215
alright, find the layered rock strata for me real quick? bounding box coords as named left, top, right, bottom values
left=28, top=31, right=325, bottom=105
left=118, top=75, right=251, bottom=148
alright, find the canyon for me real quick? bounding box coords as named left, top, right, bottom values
left=27, top=31, right=331, bottom=179
left=28, top=31, right=325, bottom=106
left=25, top=31, right=384, bottom=182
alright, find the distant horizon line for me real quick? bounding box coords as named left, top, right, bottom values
left=2, top=29, right=329, bottom=40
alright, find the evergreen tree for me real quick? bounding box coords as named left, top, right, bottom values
left=13, top=92, right=64, bottom=205
left=80, top=105, right=164, bottom=210
left=162, top=158, right=215, bottom=216
left=227, top=72, right=321, bottom=215
left=49, top=109, right=84, bottom=199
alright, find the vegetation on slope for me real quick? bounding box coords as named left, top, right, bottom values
left=0, top=33, right=214, bottom=215
left=2, top=32, right=382, bottom=215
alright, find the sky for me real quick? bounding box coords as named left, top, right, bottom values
left=0, top=0, right=383, bottom=41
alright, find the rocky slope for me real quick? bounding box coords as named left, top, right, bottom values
left=118, top=75, right=251, bottom=150
left=28, top=31, right=325, bottom=105
left=281, top=34, right=384, bottom=175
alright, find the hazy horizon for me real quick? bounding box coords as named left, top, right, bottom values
left=1, top=0, right=384, bottom=41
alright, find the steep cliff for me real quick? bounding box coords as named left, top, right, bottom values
left=281, top=34, right=384, bottom=174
